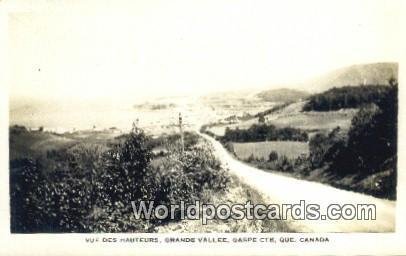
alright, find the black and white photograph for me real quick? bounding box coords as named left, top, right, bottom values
left=1, top=0, right=405, bottom=255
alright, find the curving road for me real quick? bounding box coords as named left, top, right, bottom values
left=200, top=133, right=396, bottom=232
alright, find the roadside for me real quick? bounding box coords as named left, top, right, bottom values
left=199, top=132, right=395, bottom=232
left=156, top=174, right=292, bottom=233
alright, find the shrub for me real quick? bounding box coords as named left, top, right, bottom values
left=308, top=127, right=344, bottom=169
left=99, top=127, right=154, bottom=207
left=10, top=157, right=96, bottom=233
left=246, top=153, right=256, bottom=163
left=224, top=142, right=235, bottom=155
left=268, top=151, right=278, bottom=162
left=181, top=145, right=229, bottom=194
left=10, top=125, right=28, bottom=135
left=275, top=155, right=294, bottom=172
left=156, top=143, right=229, bottom=204
left=10, top=159, right=42, bottom=233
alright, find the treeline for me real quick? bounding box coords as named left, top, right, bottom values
left=10, top=127, right=229, bottom=233
left=221, top=124, right=308, bottom=143
left=303, top=82, right=396, bottom=111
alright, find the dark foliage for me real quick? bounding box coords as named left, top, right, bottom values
left=329, top=84, right=397, bottom=175
left=268, top=151, right=278, bottom=162
left=10, top=125, right=28, bottom=134
left=221, top=124, right=308, bottom=143
left=306, top=83, right=397, bottom=199
left=10, top=127, right=229, bottom=232
left=303, top=85, right=392, bottom=111
left=10, top=159, right=42, bottom=232
left=10, top=156, right=97, bottom=233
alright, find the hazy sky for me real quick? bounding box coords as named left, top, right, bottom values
left=9, top=0, right=402, bottom=102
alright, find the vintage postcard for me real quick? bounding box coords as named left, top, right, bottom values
left=0, top=0, right=405, bottom=255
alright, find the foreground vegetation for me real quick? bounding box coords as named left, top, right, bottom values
left=10, top=126, right=230, bottom=233
left=156, top=174, right=292, bottom=233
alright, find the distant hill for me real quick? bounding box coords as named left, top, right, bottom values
left=305, top=62, right=398, bottom=92
left=256, top=88, right=309, bottom=102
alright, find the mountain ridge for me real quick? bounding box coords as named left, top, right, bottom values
left=303, top=62, right=398, bottom=92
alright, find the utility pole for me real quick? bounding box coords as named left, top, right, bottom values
left=132, top=118, right=140, bottom=133
left=179, top=112, right=184, bottom=155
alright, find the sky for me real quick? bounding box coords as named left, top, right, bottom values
left=8, top=0, right=402, bottom=102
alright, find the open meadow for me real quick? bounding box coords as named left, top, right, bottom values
left=232, top=141, right=308, bottom=160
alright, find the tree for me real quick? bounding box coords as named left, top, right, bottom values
left=344, top=84, right=397, bottom=175
left=100, top=126, right=154, bottom=206
left=308, top=127, right=344, bottom=169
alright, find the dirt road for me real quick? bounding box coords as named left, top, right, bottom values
left=200, top=133, right=396, bottom=232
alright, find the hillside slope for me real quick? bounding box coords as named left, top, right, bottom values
left=256, top=88, right=309, bottom=102
left=304, top=62, right=398, bottom=92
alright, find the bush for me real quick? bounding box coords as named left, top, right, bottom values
left=308, top=127, right=345, bottom=169
left=246, top=153, right=256, bottom=163
left=98, top=127, right=154, bottom=206
left=10, top=159, right=42, bottom=233
left=268, top=151, right=278, bottom=162
left=10, top=125, right=28, bottom=135
left=255, top=154, right=294, bottom=172
left=181, top=145, right=229, bottom=194
left=10, top=157, right=96, bottom=233
left=93, top=127, right=159, bottom=230
left=156, top=143, right=229, bottom=203
left=275, top=155, right=294, bottom=172
left=223, top=142, right=235, bottom=155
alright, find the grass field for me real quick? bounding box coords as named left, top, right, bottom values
left=232, top=141, right=308, bottom=160
left=206, top=101, right=357, bottom=136
left=269, top=110, right=356, bottom=131
left=9, top=131, right=77, bottom=160
left=9, top=129, right=120, bottom=161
